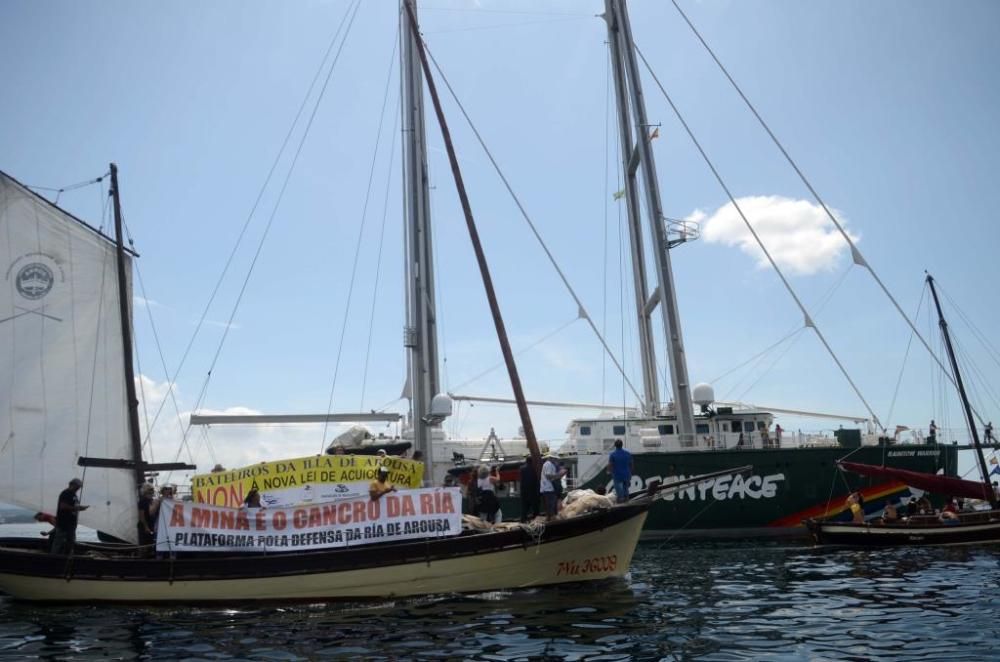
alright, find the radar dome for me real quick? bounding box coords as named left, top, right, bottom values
left=692, top=383, right=715, bottom=407
left=429, top=393, right=453, bottom=420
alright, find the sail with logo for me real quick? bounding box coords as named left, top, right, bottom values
left=0, top=170, right=138, bottom=544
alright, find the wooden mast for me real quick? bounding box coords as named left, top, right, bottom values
left=926, top=272, right=994, bottom=505
left=109, top=163, right=146, bottom=491
left=400, top=0, right=542, bottom=473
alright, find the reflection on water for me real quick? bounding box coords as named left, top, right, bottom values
left=2, top=538, right=1000, bottom=660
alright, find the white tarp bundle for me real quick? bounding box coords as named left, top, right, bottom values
left=0, top=171, right=137, bottom=542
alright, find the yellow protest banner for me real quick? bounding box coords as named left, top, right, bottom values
left=192, top=454, right=424, bottom=508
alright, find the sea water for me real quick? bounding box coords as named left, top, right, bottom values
left=1, top=523, right=999, bottom=660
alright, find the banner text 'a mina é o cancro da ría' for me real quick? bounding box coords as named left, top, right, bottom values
left=156, top=487, right=461, bottom=553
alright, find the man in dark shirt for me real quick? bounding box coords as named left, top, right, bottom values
left=137, top=483, right=156, bottom=552
left=51, top=478, right=88, bottom=554
left=519, top=456, right=540, bottom=522
left=608, top=439, right=635, bottom=503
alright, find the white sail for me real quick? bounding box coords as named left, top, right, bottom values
left=0, top=172, right=138, bottom=543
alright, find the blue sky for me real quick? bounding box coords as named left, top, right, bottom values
left=2, top=0, right=998, bottom=478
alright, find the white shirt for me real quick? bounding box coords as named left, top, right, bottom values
left=477, top=476, right=495, bottom=493
left=540, top=459, right=558, bottom=493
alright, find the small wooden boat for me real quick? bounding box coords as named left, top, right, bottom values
left=0, top=500, right=649, bottom=603
left=0, top=1, right=657, bottom=603
left=805, top=274, right=998, bottom=547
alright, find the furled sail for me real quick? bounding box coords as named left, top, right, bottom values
left=0, top=171, right=138, bottom=542
left=838, top=460, right=992, bottom=501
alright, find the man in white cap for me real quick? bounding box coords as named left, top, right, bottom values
left=369, top=465, right=396, bottom=501
left=51, top=478, right=88, bottom=554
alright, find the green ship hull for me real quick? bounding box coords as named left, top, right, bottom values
left=490, top=444, right=958, bottom=539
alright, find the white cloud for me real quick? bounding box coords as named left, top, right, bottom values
left=694, top=196, right=859, bottom=276
left=133, top=296, right=160, bottom=309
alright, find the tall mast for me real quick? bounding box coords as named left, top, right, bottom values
left=605, top=0, right=695, bottom=437
left=401, top=0, right=542, bottom=472
left=109, top=163, right=145, bottom=490
left=927, top=273, right=993, bottom=503
left=401, top=0, right=440, bottom=465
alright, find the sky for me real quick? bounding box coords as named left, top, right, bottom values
left=2, top=0, right=998, bottom=483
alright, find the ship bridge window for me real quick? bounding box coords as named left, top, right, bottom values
left=657, top=424, right=674, bottom=435
left=695, top=424, right=710, bottom=435
left=613, top=425, right=626, bottom=435
left=579, top=426, right=592, bottom=436
left=744, top=422, right=755, bottom=432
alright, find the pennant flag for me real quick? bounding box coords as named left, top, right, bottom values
left=612, top=189, right=625, bottom=201
left=991, top=456, right=999, bottom=465
left=649, top=127, right=660, bottom=140
left=991, top=465, right=1000, bottom=477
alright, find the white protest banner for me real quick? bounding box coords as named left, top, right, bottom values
left=155, top=488, right=462, bottom=553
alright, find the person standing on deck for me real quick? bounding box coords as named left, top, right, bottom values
left=929, top=419, right=938, bottom=443
left=774, top=424, right=783, bottom=445
left=137, top=483, right=156, bottom=553
left=608, top=439, right=634, bottom=504
left=986, top=422, right=995, bottom=444
left=540, top=453, right=559, bottom=520
left=51, top=478, right=88, bottom=555
left=519, top=455, right=540, bottom=522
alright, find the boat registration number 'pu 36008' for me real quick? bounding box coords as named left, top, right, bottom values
left=556, top=554, right=618, bottom=576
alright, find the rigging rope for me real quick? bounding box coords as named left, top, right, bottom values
left=449, top=316, right=582, bottom=393
left=422, top=44, right=645, bottom=408
left=24, top=175, right=105, bottom=206
left=360, top=98, right=402, bottom=412
left=885, top=287, right=926, bottom=427
left=633, top=44, right=884, bottom=432
left=669, top=0, right=962, bottom=403
left=320, top=18, right=401, bottom=451
left=145, top=0, right=362, bottom=451
left=732, top=331, right=805, bottom=402
left=132, top=257, right=195, bottom=467
left=170, top=0, right=364, bottom=468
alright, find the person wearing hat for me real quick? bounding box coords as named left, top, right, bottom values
left=51, top=478, right=88, bottom=554
left=369, top=465, right=396, bottom=501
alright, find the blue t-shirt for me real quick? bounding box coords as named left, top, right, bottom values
left=609, top=447, right=632, bottom=481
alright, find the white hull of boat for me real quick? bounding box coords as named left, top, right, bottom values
left=0, top=511, right=646, bottom=602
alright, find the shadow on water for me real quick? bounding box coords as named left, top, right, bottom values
left=3, top=542, right=1000, bottom=660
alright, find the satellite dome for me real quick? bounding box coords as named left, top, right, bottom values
left=692, top=383, right=715, bottom=407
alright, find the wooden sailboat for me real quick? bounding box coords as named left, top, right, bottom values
left=0, top=1, right=655, bottom=603
left=805, top=274, right=1000, bottom=546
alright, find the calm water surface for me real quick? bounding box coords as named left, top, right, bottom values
left=2, top=527, right=1000, bottom=660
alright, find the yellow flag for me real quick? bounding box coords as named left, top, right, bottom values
left=612, top=189, right=625, bottom=201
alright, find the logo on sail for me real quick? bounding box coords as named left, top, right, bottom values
left=15, top=263, right=54, bottom=300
